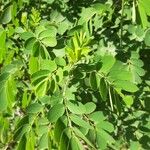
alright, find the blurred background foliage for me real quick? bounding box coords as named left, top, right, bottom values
left=0, top=0, right=150, bottom=149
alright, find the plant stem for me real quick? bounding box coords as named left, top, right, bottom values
left=120, top=0, right=125, bottom=47
left=109, top=87, right=114, bottom=111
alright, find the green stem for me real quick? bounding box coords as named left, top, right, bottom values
left=62, top=64, right=75, bottom=128
left=109, top=86, right=114, bottom=111
left=120, top=0, right=125, bottom=47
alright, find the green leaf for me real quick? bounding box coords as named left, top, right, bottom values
left=133, top=66, right=145, bottom=76
left=131, top=58, right=144, bottom=67
left=20, top=32, right=34, bottom=40
left=17, top=135, right=26, bottom=150
left=130, top=141, right=142, bottom=150
left=96, top=130, right=107, bottom=150
left=55, top=57, right=66, bottom=67
left=84, top=102, right=96, bottom=114
left=25, top=131, right=35, bottom=150
left=35, top=80, right=48, bottom=97
left=46, top=0, right=55, bottom=4
left=56, top=68, right=63, bottom=83
left=96, top=121, right=114, bottom=133
left=109, top=70, right=132, bottom=81
left=40, top=59, right=57, bottom=72
left=25, top=37, right=36, bottom=51
left=123, top=95, right=133, bottom=107
left=67, top=101, right=86, bottom=114
left=49, top=76, right=57, bottom=93
left=100, top=55, right=116, bottom=75
left=138, top=1, right=148, bottom=28
left=99, top=78, right=108, bottom=101
left=31, top=70, right=50, bottom=82
left=0, top=5, right=12, bottom=24
left=89, top=111, right=106, bottom=123
left=140, top=0, right=150, bottom=16
left=70, top=114, right=92, bottom=129
left=59, top=130, right=70, bottom=150
left=32, top=41, right=40, bottom=57
left=89, top=72, right=100, bottom=90
left=144, top=29, right=150, bottom=46
left=39, top=27, right=57, bottom=39
left=54, top=119, right=66, bottom=143
left=14, top=124, right=30, bottom=140
left=26, top=103, right=43, bottom=114
left=29, top=56, right=39, bottom=74
left=73, top=127, right=95, bottom=149
left=70, top=137, right=84, bottom=150
left=0, top=76, right=16, bottom=111
left=114, top=80, right=138, bottom=92
left=79, top=7, right=96, bottom=24
left=0, top=28, right=6, bottom=63
left=0, top=83, right=8, bottom=111
left=96, top=128, right=115, bottom=149
left=48, top=104, right=65, bottom=123
left=41, top=37, right=57, bottom=47
left=38, top=133, right=48, bottom=149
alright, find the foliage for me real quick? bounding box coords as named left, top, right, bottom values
left=0, top=0, right=150, bottom=149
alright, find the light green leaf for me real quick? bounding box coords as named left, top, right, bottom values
left=70, top=137, right=83, bottom=150
left=39, top=133, right=48, bottom=149
left=35, top=80, right=48, bottom=97
left=109, top=70, right=132, bottom=81
left=55, top=57, right=66, bottom=67
left=26, top=103, right=43, bottom=114
left=70, top=114, right=92, bottom=129
left=41, top=37, right=57, bottom=47
left=100, top=55, right=116, bottom=75
left=96, top=131, right=107, bottom=150
left=97, top=121, right=114, bottom=133
left=67, top=101, right=86, bottom=114
left=138, top=1, right=148, bottom=29
left=89, top=111, right=106, bottom=123
left=96, top=128, right=115, bottom=148
left=20, top=32, right=34, bottom=40
left=0, top=28, right=6, bottom=63
left=56, top=68, right=63, bottom=83
left=84, top=102, right=96, bottom=114
left=48, top=104, right=65, bottom=123
left=29, top=56, right=39, bottom=74
left=123, top=95, right=133, bottom=107
left=144, top=30, right=150, bottom=46
left=39, top=27, right=57, bottom=39
left=131, top=58, right=144, bottom=67
left=0, top=82, right=8, bottom=111
left=114, top=80, right=138, bottom=92
left=40, top=59, right=57, bottom=72
left=25, top=131, right=35, bottom=150
left=79, top=7, right=96, bottom=24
